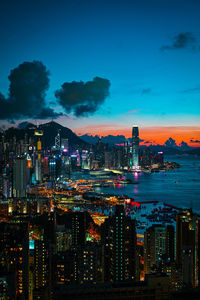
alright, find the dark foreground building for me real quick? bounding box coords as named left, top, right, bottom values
left=53, top=274, right=170, bottom=300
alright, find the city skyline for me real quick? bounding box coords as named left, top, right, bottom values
left=1, top=1, right=200, bottom=298
left=0, top=0, right=200, bottom=147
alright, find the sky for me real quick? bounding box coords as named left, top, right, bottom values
left=0, top=0, right=200, bottom=145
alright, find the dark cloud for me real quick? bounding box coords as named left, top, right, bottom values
left=164, top=137, right=177, bottom=147
left=161, top=32, right=198, bottom=51
left=141, top=88, right=151, bottom=94
left=0, top=61, right=61, bottom=120
left=55, top=77, right=110, bottom=117
left=190, top=139, right=200, bottom=143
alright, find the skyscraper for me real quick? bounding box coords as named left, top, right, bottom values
left=132, top=125, right=139, bottom=169
left=33, top=240, right=50, bottom=299
left=176, top=209, right=198, bottom=287
left=0, top=223, right=29, bottom=299
left=102, top=205, right=136, bottom=282
left=72, top=212, right=87, bottom=248
left=13, top=157, right=28, bottom=197
left=144, top=225, right=174, bottom=274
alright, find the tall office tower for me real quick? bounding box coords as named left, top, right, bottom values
left=33, top=240, right=50, bottom=299
left=61, top=138, right=69, bottom=151
left=13, top=157, right=28, bottom=197
left=35, top=158, right=42, bottom=182
left=141, top=147, right=152, bottom=167
left=81, top=150, right=89, bottom=170
left=43, top=157, right=49, bottom=176
left=176, top=209, right=198, bottom=287
left=132, top=125, right=139, bottom=169
left=55, top=131, right=61, bottom=150
left=102, top=205, right=136, bottom=283
left=104, top=151, right=112, bottom=169
left=49, top=158, right=56, bottom=179
left=123, top=139, right=129, bottom=169
left=166, top=225, right=175, bottom=262
left=144, top=225, right=167, bottom=274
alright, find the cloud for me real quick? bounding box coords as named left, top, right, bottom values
left=127, top=109, right=141, bottom=114
left=182, top=87, right=200, bottom=93
left=164, top=137, right=177, bottom=147
left=55, top=77, right=110, bottom=117
left=141, top=88, right=151, bottom=94
left=161, top=32, right=199, bottom=51
left=0, top=61, right=61, bottom=120
left=190, top=139, right=200, bottom=143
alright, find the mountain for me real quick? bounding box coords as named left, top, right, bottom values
left=38, top=121, right=88, bottom=149
left=80, top=134, right=132, bottom=145
left=1, top=121, right=89, bottom=149
left=18, top=121, right=35, bottom=129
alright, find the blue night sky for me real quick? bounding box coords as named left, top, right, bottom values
left=0, top=0, right=200, bottom=144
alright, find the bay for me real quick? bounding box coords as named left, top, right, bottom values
left=95, top=155, right=200, bottom=213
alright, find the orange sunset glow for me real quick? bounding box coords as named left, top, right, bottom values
left=75, top=125, right=200, bottom=147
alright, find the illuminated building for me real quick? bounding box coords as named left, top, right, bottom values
left=165, top=225, right=175, bottom=263
left=13, top=157, right=28, bottom=197
left=104, top=151, right=112, bottom=169
left=0, top=223, right=29, bottom=299
left=144, top=225, right=168, bottom=274
left=42, top=156, right=49, bottom=177
left=34, top=129, right=43, bottom=137
left=112, top=148, right=122, bottom=169
left=152, top=151, right=164, bottom=165
left=102, top=205, right=136, bottom=282
left=81, top=150, right=90, bottom=169
left=132, top=125, right=139, bottom=169
left=61, top=138, right=68, bottom=151
left=78, top=242, right=102, bottom=283
left=72, top=212, right=87, bottom=247
left=33, top=240, right=50, bottom=299
left=70, top=154, right=78, bottom=170
left=55, top=131, right=61, bottom=150
left=35, top=158, right=42, bottom=182
left=52, top=251, right=77, bottom=286
left=141, top=147, right=152, bottom=167
left=0, top=277, right=10, bottom=299
left=176, top=209, right=198, bottom=287
left=0, top=200, right=8, bottom=216
left=49, top=158, right=56, bottom=179
left=135, top=244, right=144, bottom=281
left=56, top=226, right=72, bottom=252
left=123, top=140, right=130, bottom=169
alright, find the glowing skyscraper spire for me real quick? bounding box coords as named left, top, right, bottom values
left=132, top=125, right=139, bottom=169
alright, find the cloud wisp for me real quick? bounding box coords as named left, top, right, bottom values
left=161, top=32, right=199, bottom=51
